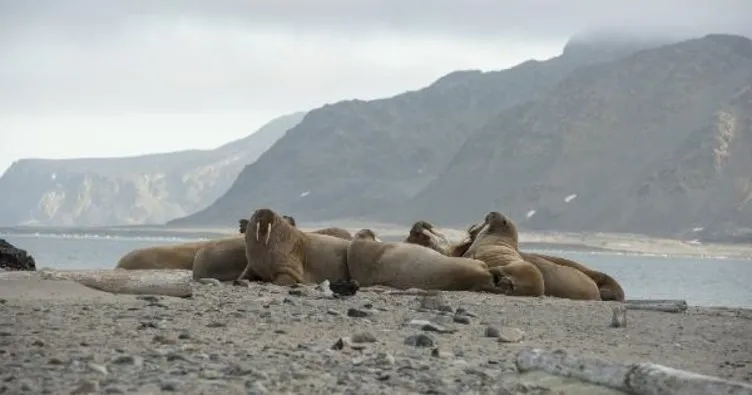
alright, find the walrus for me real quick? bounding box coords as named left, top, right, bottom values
left=403, top=221, right=449, bottom=253
left=115, top=240, right=213, bottom=270
left=240, top=215, right=352, bottom=240
left=237, top=208, right=351, bottom=285
left=463, top=212, right=601, bottom=300
left=345, top=236, right=511, bottom=293
left=239, top=215, right=296, bottom=234
left=449, top=221, right=623, bottom=301
left=192, top=236, right=247, bottom=281
left=353, top=228, right=381, bottom=241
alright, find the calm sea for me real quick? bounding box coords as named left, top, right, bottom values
left=3, top=232, right=752, bottom=309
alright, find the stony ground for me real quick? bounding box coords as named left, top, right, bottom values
left=1, top=278, right=751, bottom=394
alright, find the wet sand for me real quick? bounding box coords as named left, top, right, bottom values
left=1, top=275, right=750, bottom=394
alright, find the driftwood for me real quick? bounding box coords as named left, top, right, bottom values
left=516, top=348, right=752, bottom=395
left=625, top=299, right=688, bottom=313
left=38, top=269, right=193, bottom=298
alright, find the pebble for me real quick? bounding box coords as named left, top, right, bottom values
left=153, top=334, right=177, bottom=345
left=160, top=379, right=181, bottom=391
left=111, top=354, right=144, bottom=367
left=198, top=278, right=222, bottom=286
left=87, top=362, right=109, bottom=375
left=351, top=332, right=378, bottom=343
left=408, top=319, right=456, bottom=334
left=455, top=307, right=477, bottom=317
left=497, top=327, right=525, bottom=343
left=453, top=315, right=471, bottom=325
left=71, top=379, right=99, bottom=394
left=485, top=326, right=500, bottom=338
left=404, top=334, right=435, bottom=347
left=346, top=308, right=370, bottom=318
left=418, top=293, right=453, bottom=312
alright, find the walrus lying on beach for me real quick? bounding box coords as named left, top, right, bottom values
left=403, top=221, right=449, bottom=253
left=345, top=235, right=511, bottom=293
left=237, top=208, right=351, bottom=285
left=115, top=240, right=212, bottom=271
left=457, top=212, right=601, bottom=300
left=448, top=219, right=624, bottom=301
left=192, top=236, right=247, bottom=282
left=238, top=215, right=352, bottom=240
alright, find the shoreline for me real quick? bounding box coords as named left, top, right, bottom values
left=3, top=224, right=751, bottom=260
left=1, top=276, right=750, bottom=393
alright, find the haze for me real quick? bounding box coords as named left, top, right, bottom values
left=2, top=0, right=750, bottom=175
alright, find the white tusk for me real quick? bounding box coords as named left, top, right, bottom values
left=264, top=223, right=271, bottom=245
left=255, top=221, right=260, bottom=242
left=374, top=237, right=382, bottom=242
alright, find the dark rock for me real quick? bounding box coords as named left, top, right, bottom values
left=404, top=334, right=435, bottom=347
left=346, top=308, right=370, bottom=318
left=351, top=332, right=377, bottom=343
left=453, top=315, right=471, bottom=325
left=454, top=307, right=477, bottom=318
left=0, top=239, right=36, bottom=271
left=330, top=279, right=359, bottom=297
left=485, top=326, right=500, bottom=338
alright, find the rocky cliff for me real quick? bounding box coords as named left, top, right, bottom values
left=394, top=34, right=752, bottom=240
left=169, top=34, right=661, bottom=227
left=0, top=112, right=305, bottom=226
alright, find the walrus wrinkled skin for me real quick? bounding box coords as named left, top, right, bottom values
left=192, top=236, right=247, bottom=282
left=310, top=227, right=353, bottom=240
left=238, top=208, right=350, bottom=285
left=449, top=220, right=623, bottom=301
left=115, top=239, right=216, bottom=270
left=353, top=229, right=381, bottom=241
left=462, top=212, right=601, bottom=300
left=345, top=237, right=511, bottom=293
left=403, top=221, right=449, bottom=254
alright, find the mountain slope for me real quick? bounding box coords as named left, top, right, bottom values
left=0, top=112, right=305, bottom=226
left=393, top=34, right=752, bottom=238
left=170, top=36, right=662, bottom=227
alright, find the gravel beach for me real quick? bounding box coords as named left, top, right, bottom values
left=1, top=276, right=751, bottom=394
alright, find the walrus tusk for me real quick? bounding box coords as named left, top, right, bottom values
left=374, top=237, right=382, bottom=242
left=255, top=221, right=260, bottom=242
left=264, top=223, right=271, bottom=245
left=422, top=228, right=448, bottom=244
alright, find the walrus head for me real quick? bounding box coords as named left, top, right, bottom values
left=247, top=208, right=291, bottom=246
left=406, top=220, right=449, bottom=250
left=482, top=211, right=519, bottom=246
left=353, top=228, right=381, bottom=242
left=239, top=215, right=295, bottom=234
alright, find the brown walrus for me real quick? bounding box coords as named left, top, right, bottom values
left=462, top=212, right=601, bottom=300
left=353, top=228, right=381, bottom=241
left=115, top=240, right=212, bottom=270
left=239, top=215, right=296, bottom=234
left=345, top=236, right=511, bottom=293
left=192, top=236, right=247, bottom=282
left=448, top=221, right=624, bottom=301
left=238, top=208, right=350, bottom=285
left=403, top=220, right=449, bottom=253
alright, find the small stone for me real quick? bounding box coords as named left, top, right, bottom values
left=288, top=288, right=306, bottom=296
left=455, top=307, right=477, bottom=317
left=246, top=381, right=269, bottom=394
left=485, top=326, right=500, bottom=338
left=47, top=357, right=65, bottom=365
left=103, top=385, right=126, bottom=394
left=87, top=362, right=108, bottom=375
left=206, top=321, right=226, bottom=328
left=178, top=332, right=191, bottom=340
left=430, top=348, right=452, bottom=358
left=347, top=308, right=370, bottom=318
left=351, top=332, right=377, bottom=343
left=404, top=334, right=435, bottom=347
left=31, top=339, right=44, bottom=347
left=326, top=309, right=340, bottom=316
left=497, top=327, right=525, bottom=343
left=138, top=321, right=160, bottom=330
left=408, top=319, right=456, bottom=334
left=610, top=306, right=627, bottom=328
left=111, top=354, right=144, bottom=367
left=160, top=379, right=181, bottom=391
left=453, top=315, right=471, bottom=325
left=331, top=338, right=347, bottom=350
left=200, top=369, right=222, bottom=380
left=274, top=329, right=286, bottom=334
left=198, top=278, right=222, bottom=286
left=153, top=335, right=177, bottom=345
left=71, top=379, right=99, bottom=394
left=373, top=352, right=396, bottom=366
left=282, top=297, right=295, bottom=304
left=137, top=295, right=161, bottom=303
left=418, top=292, right=452, bottom=312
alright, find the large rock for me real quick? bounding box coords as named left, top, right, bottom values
left=0, top=238, right=37, bottom=271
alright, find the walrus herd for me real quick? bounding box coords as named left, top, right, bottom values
left=114, top=207, right=625, bottom=301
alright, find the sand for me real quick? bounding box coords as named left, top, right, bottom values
left=1, top=275, right=751, bottom=394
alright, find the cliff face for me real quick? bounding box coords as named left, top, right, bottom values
left=394, top=34, right=752, bottom=239
left=0, top=112, right=305, bottom=226
left=169, top=36, right=658, bottom=227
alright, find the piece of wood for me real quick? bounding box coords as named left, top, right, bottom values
left=626, top=301, right=688, bottom=313
left=515, top=348, right=632, bottom=391
left=625, top=299, right=687, bottom=305
left=628, top=362, right=752, bottom=395
left=516, top=348, right=752, bottom=395
left=38, top=269, right=193, bottom=298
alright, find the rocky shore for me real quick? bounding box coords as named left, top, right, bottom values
left=1, top=275, right=751, bottom=394
left=0, top=238, right=36, bottom=271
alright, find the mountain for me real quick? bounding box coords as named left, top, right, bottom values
left=0, top=112, right=306, bottom=226
left=392, top=34, right=752, bottom=240
left=169, top=34, right=663, bottom=227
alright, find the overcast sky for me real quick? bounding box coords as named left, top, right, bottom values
left=2, top=0, right=751, bottom=174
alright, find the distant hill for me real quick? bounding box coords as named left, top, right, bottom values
left=0, top=112, right=306, bottom=226
left=391, top=34, right=752, bottom=241
left=169, top=34, right=661, bottom=228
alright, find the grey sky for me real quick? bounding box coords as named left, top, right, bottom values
left=1, top=0, right=750, bottom=174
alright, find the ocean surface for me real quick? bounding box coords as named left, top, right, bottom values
left=3, top=232, right=752, bottom=309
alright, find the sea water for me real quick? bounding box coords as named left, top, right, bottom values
left=3, top=232, right=751, bottom=309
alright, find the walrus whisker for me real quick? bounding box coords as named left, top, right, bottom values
left=255, top=221, right=260, bottom=242
left=264, top=223, right=271, bottom=245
